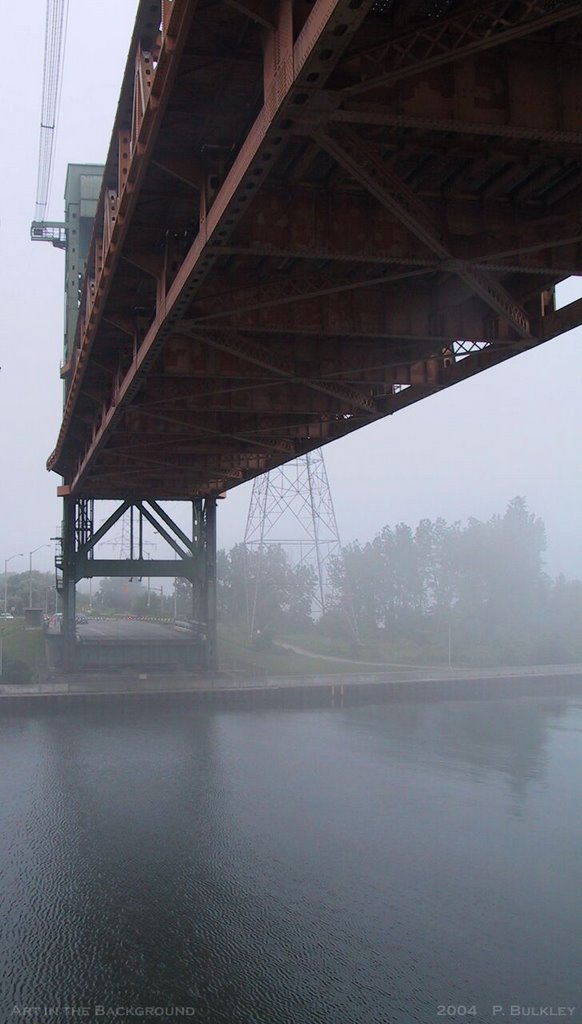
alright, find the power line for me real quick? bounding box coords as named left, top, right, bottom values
left=34, top=0, right=69, bottom=222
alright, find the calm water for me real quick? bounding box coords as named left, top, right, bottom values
left=0, top=695, right=580, bottom=1024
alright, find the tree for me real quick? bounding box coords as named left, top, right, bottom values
left=323, top=497, right=559, bottom=665
left=328, top=540, right=380, bottom=632
left=218, top=543, right=317, bottom=633
left=539, top=576, right=582, bottom=662
left=95, top=577, right=148, bottom=613
left=1, top=571, right=55, bottom=615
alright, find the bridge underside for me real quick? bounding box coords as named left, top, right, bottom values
left=47, top=0, right=582, bottom=502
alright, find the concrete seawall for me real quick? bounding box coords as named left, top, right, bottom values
left=1, top=665, right=581, bottom=710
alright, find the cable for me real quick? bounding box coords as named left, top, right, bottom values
left=34, top=0, right=70, bottom=222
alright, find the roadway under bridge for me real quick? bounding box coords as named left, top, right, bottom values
left=46, top=618, right=206, bottom=672
left=42, top=0, right=582, bottom=669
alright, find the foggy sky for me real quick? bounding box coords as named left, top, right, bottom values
left=1, top=0, right=581, bottom=579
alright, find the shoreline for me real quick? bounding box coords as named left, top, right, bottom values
left=1, top=664, right=581, bottom=709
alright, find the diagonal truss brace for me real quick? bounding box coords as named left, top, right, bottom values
left=137, top=502, right=190, bottom=560
left=77, top=501, right=131, bottom=558
left=342, top=0, right=582, bottom=96
left=186, top=265, right=429, bottom=324
left=224, top=0, right=275, bottom=28
left=315, top=129, right=531, bottom=337
left=146, top=500, right=195, bottom=554
left=184, top=328, right=377, bottom=414
left=130, top=401, right=297, bottom=455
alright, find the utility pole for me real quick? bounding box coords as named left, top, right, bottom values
left=3, top=553, right=23, bottom=616
left=29, top=544, right=50, bottom=608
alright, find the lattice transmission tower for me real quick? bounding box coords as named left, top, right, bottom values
left=244, top=450, right=347, bottom=638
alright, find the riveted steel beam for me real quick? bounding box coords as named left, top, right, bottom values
left=155, top=335, right=445, bottom=384
left=534, top=295, right=582, bottom=339
left=74, top=558, right=194, bottom=581
left=129, top=384, right=356, bottom=417
left=216, top=241, right=579, bottom=278
left=224, top=0, right=276, bottom=30
left=315, top=129, right=531, bottom=337
left=341, top=0, right=582, bottom=96
left=217, top=187, right=581, bottom=277
left=151, top=153, right=205, bottom=189
left=126, top=404, right=299, bottom=455
left=322, top=108, right=582, bottom=154
left=53, top=0, right=379, bottom=490
left=52, top=0, right=197, bottom=470
left=184, top=328, right=377, bottom=414
left=48, top=0, right=582, bottom=504
left=188, top=264, right=430, bottom=324
left=186, top=290, right=520, bottom=343
left=80, top=328, right=550, bottom=501
left=99, top=453, right=267, bottom=478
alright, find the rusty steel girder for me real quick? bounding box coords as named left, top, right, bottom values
left=313, top=128, right=532, bottom=336
left=47, top=0, right=582, bottom=500
left=339, top=0, right=582, bottom=94
left=219, top=188, right=582, bottom=276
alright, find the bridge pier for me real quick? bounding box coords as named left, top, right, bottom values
left=202, top=498, right=217, bottom=672
left=60, top=496, right=77, bottom=663
left=55, top=497, right=218, bottom=672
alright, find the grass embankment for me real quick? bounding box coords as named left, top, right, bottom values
left=0, top=620, right=47, bottom=682
left=278, top=630, right=434, bottom=665
left=218, top=624, right=457, bottom=677
left=217, top=625, right=408, bottom=677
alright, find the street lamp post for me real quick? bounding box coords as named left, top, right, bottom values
left=29, top=544, right=50, bottom=608
left=3, top=553, right=23, bottom=616
left=148, top=582, right=164, bottom=617
left=144, top=547, right=156, bottom=610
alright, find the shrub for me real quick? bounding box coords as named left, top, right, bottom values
left=1, top=656, right=32, bottom=684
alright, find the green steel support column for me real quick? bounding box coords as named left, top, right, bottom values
left=61, top=497, right=77, bottom=654
left=192, top=498, right=203, bottom=626
left=204, top=498, right=217, bottom=672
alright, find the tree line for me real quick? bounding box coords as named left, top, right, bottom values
left=217, top=497, right=582, bottom=666
left=4, top=497, right=579, bottom=666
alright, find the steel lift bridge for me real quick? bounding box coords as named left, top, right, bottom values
left=43, top=0, right=582, bottom=670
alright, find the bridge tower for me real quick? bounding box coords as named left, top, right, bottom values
left=35, top=165, right=218, bottom=672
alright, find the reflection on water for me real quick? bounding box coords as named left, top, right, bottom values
left=354, top=697, right=569, bottom=814
left=0, top=695, right=580, bottom=1024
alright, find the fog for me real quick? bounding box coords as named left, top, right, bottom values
left=1, top=0, right=581, bottom=583
left=1, top=4, right=581, bottom=1019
